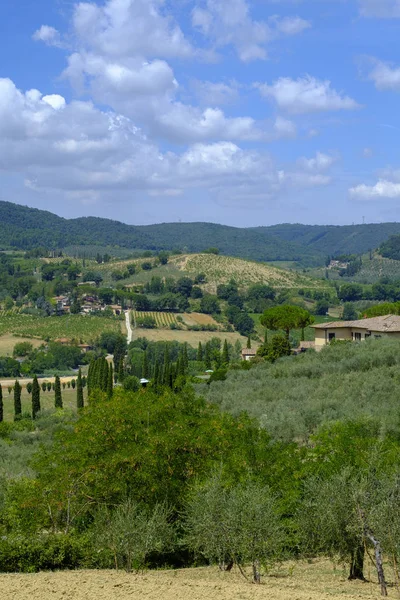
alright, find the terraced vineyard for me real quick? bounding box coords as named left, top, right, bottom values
left=134, top=311, right=179, bottom=328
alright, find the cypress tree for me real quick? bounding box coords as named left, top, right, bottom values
left=154, top=361, right=160, bottom=387
left=118, top=359, right=125, bottom=383
left=222, top=339, right=230, bottom=365
left=0, top=385, right=3, bottom=423
left=142, top=351, right=149, bottom=379
left=205, top=343, right=211, bottom=369
left=107, top=363, right=114, bottom=399
left=32, top=375, right=41, bottom=419
left=87, top=361, right=93, bottom=395
left=54, top=375, right=63, bottom=408
left=77, top=368, right=84, bottom=409
left=14, top=380, right=22, bottom=421
left=197, top=342, right=203, bottom=362
left=101, top=358, right=109, bottom=392
left=183, top=343, right=189, bottom=369
left=247, top=336, right=252, bottom=349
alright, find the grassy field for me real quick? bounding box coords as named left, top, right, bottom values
left=0, top=314, right=124, bottom=343
left=0, top=559, right=390, bottom=600
left=0, top=335, right=44, bottom=356
left=0, top=386, right=87, bottom=421
left=132, top=328, right=250, bottom=348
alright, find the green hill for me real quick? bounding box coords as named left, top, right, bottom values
left=2, top=200, right=400, bottom=266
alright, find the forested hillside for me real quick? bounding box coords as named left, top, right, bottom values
left=2, top=201, right=400, bottom=266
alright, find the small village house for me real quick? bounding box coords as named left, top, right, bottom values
left=312, top=314, right=400, bottom=349
left=241, top=348, right=257, bottom=361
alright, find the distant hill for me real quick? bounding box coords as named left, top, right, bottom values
left=2, top=200, right=400, bottom=266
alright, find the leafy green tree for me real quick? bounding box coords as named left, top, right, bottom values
left=257, top=334, right=292, bottom=362
left=13, top=380, right=22, bottom=421
left=54, top=375, right=63, bottom=409
left=315, top=299, right=329, bottom=316
left=200, top=295, right=220, bottom=315
left=122, top=376, right=140, bottom=392
left=13, top=342, right=33, bottom=358
left=342, top=303, right=358, bottom=320
left=31, top=375, right=41, bottom=419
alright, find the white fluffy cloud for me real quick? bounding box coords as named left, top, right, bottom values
left=358, top=0, right=400, bottom=18
left=257, top=76, right=360, bottom=114
left=349, top=180, right=400, bottom=199
left=367, top=58, right=400, bottom=90
left=192, top=0, right=310, bottom=62
left=0, top=78, right=323, bottom=207
left=32, top=25, right=63, bottom=47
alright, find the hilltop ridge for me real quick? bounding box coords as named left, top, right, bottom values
left=2, top=200, right=400, bottom=266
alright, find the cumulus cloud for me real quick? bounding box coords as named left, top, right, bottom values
left=192, top=0, right=310, bottom=62
left=349, top=180, right=400, bottom=199
left=0, top=78, right=322, bottom=208
left=32, top=25, right=63, bottom=47
left=367, top=58, right=400, bottom=91
left=358, top=0, right=400, bottom=18
left=297, top=152, right=337, bottom=171
left=256, top=76, right=360, bottom=114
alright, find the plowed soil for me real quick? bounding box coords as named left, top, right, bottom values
left=0, top=560, right=388, bottom=600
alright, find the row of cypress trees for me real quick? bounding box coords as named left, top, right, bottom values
left=0, top=370, right=85, bottom=423
left=87, top=357, right=113, bottom=399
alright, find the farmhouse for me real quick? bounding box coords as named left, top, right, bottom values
left=312, top=314, right=400, bottom=349
left=241, top=348, right=257, bottom=361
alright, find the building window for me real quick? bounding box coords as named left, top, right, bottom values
left=328, top=333, right=335, bottom=341
left=353, top=332, right=362, bottom=341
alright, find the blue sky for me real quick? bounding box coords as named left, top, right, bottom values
left=1, top=0, right=400, bottom=227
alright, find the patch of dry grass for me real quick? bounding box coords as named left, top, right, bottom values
left=132, top=328, right=250, bottom=348
left=0, top=335, right=44, bottom=357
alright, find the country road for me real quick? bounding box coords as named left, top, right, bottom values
left=125, top=309, right=133, bottom=344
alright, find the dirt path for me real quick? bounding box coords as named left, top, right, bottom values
left=0, top=561, right=385, bottom=600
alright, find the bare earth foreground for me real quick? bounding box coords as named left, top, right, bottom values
left=0, top=561, right=389, bottom=600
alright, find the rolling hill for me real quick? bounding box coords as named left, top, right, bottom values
left=2, top=200, right=400, bottom=266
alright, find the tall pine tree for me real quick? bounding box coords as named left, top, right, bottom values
left=77, top=368, right=84, bottom=409
left=14, top=380, right=22, bottom=421
left=54, top=375, right=63, bottom=408
left=0, top=385, right=3, bottom=423
left=197, top=342, right=203, bottom=362
left=247, top=336, right=252, bottom=349
left=32, top=375, right=41, bottom=419
left=205, top=343, right=212, bottom=369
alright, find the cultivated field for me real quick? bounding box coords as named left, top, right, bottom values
left=0, top=314, right=124, bottom=343
left=132, top=328, right=249, bottom=347
left=0, top=559, right=389, bottom=600
left=170, top=254, right=330, bottom=292
left=133, top=311, right=222, bottom=330
left=134, top=311, right=179, bottom=328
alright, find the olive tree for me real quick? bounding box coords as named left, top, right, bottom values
left=184, top=476, right=284, bottom=583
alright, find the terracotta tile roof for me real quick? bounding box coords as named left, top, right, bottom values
left=241, top=348, right=257, bottom=355
left=312, top=314, right=400, bottom=332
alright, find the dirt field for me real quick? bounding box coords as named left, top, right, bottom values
left=0, top=560, right=389, bottom=600
left=133, top=328, right=250, bottom=348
